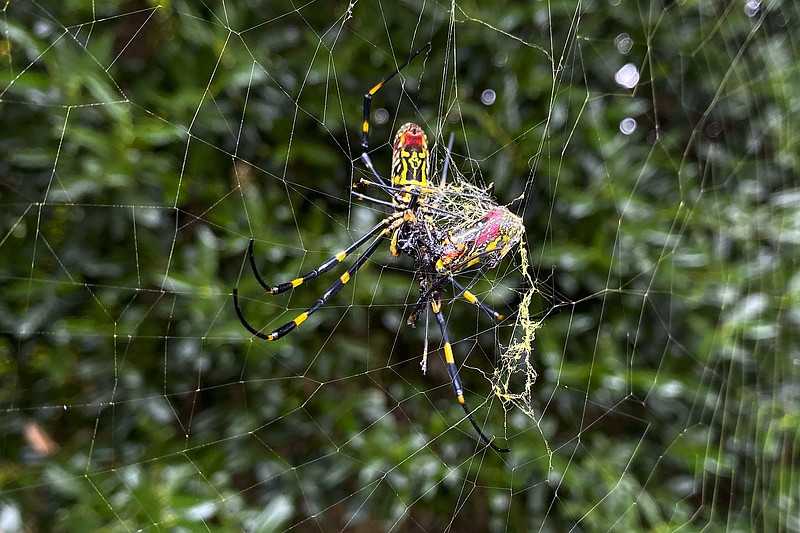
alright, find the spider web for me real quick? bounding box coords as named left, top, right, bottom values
left=2, top=0, right=798, bottom=531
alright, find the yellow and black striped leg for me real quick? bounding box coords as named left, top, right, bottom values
left=361, top=42, right=432, bottom=151
left=246, top=219, right=390, bottom=296
left=431, top=294, right=510, bottom=453
left=449, top=277, right=506, bottom=321
left=233, top=234, right=387, bottom=341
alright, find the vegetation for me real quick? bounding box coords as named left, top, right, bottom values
left=1, top=1, right=798, bottom=531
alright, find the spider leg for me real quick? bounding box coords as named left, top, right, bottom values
left=431, top=293, right=510, bottom=453
left=356, top=178, right=427, bottom=196
left=449, top=276, right=506, bottom=321
left=359, top=152, right=389, bottom=188
left=361, top=42, right=432, bottom=153
left=234, top=231, right=389, bottom=341
left=439, top=132, right=455, bottom=189
left=411, top=272, right=507, bottom=325
left=408, top=275, right=450, bottom=326
left=245, top=219, right=390, bottom=295
left=350, top=190, right=396, bottom=209
left=421, top=305, right=430, bottom=374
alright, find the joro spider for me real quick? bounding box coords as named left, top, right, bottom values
left=233, top=43, right=524, bottom=453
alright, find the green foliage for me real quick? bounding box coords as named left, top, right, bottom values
left=1, top=1, right=798, bottom=531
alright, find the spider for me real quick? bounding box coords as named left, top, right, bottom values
left=233, top=43, right=524, bottom=453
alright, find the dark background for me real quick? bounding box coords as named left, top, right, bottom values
left=1, top=1, right=798, bottom=531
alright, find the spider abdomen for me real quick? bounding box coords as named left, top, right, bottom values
left=435, top=207, right=524, bottom=275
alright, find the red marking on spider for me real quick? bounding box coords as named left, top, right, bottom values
left=475, top=209, right=506, bottom=245
left=396, top=123, right=427, bottom=150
